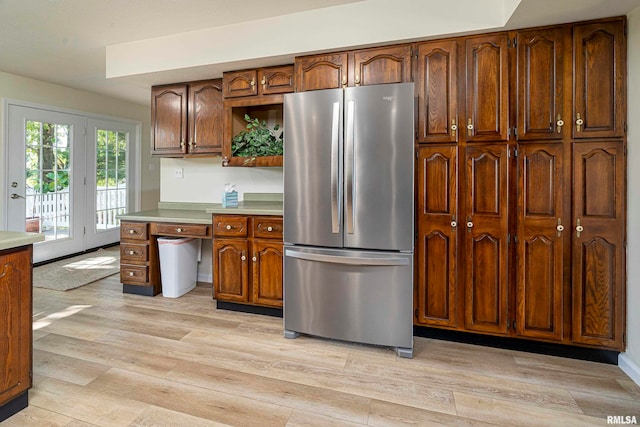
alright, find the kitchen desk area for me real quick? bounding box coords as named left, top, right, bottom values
left=118, top=193, right=283, bottom=311
left=0, top=231, right=44, bottom=422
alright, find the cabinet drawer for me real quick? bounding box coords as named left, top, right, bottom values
left=253, top=217, right=283, bottom=239
left=121, top=264, right=148, bottom=284
left=120, top=222, right=148, bottom=240
left=152, top=222, right=210, bottom=238
left=214, top=216, right=248, bottom=237
left=120, top=243, right=148, bottom=262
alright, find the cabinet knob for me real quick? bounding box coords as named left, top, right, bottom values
left=226, top=225, right=232, bottom=230
left=176, top=228, right=182, bottom=233
left=129, top=271, right=135, bottom=277
left=466, top=221, right=474, bottom=228
left=129, top=229, right=135, bottom=234
left=261, top=77, right=266, bottom=89
left=342, top=76, right=347, bottom=87
left=129, top=250, right=135, bottom=255
left=250, top=79, right=255, bottom=87
left=451, top=220, right=457, bottom=228
left=267, top=226, right=273, bottom=232
left=241, top=255, right=246, bottom=261
left=575, top=218, right=584, bottom=238
left=576, top=113, right=584, bottom=132
left=467, top=119, right=474, bottom=137
left=556, top=218, right=564, bottom=237
left=451, top=119, right=457, bottom=137
left=188, top=140, right=196, bottom=149
left=355, top=75, right=360, bottom=86
left=556, top=114, right=564, bottom=133
left=252, top=256, right=257, bottom=262
left=180, top=140, right=186, bottom=148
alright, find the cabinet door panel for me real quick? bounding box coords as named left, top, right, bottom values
left=516, top=144, right=565, bottom=341
left=517, top=27, right=570, bottom=141
left=295, top=53, right=348, bottom=91
left=188, top=79, right=223, bottom=154
left=223, top=70, right=258, bottom=98
left=252, top=240, right=283, bottom=307
left=151, top=85, right=188, bottom=155
left=416, top=146, right=458, bottom=327
left=213, top=239, right=249, bottom=302
left=573, top=20, right=625, bottom=139
left=463, top=145, right=508, bottom=334
left=0, top=246, right=32, bottom=406
left=465, top=35, right=509, bottom=142
left=259, top=66, right=294, bottom=95
left=353, top=45, right=412, bottom=86
left=572, top=142, right=624, bottom=349
left=416, top=40, right=458, bottom=143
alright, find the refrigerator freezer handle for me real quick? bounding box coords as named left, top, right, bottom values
left=345, top=99, right=355, bottom=235
left=285, top=249, right=410, bottom=266
left=331, top=101, right=341, bottom=234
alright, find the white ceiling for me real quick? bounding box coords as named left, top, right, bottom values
left=1, top=0, right=639, bottom=107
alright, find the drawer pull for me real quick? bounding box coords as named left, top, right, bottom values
left=252, top=256, right=257, bottom=262
left=226, top=225, right=232, bottom=230
left=267, top=226, right=273, bottom=232
left=241, top=255, right=246, bottom=261
left=176, top=228, right=183, bottom=233
left=128, top=250, right=135, bottom=255
left=129, top=229, right=135, bottom=234
left=129, top=271, right=135, bottom=277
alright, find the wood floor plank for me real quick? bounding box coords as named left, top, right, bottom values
left=286, top=409, right=367, bottom=426
left=367, top=399, right=496, bottom=426
left=129, top=405, right=230, bottom=427
left=165, top=360, right=372, bottom=424
left=28, top=374, right=149, bottom=426
left=345, top=354, right=582, bottom=413
left=570, top=390, right=640, bottom=418
left=453, top=391, right=606, bottom=426
left=1, top=404, right=78, bottom=426
left=87, top=367, right=293, bottom=426
left=33, top=348, right=111, bottom=386
left=33, top=333, right=181, bottom=376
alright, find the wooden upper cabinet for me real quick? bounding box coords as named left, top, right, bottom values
left=573, top=20, right=626, bottom=139
left=258, top=66, right=295, bottom=95
left=224, top=66, right=294, bottom=98
left=351, top=45, right=412, bottom=86
left=572, top=141, right=625, bottom=349
left=416, top=40, right=458, bottom=143
left=462, top=145, right=509, bottom=335
left=464, top=34, right=509, bottom=142
left=295, top=53, right=349, bottom=91
left=516, top=27, right=571, bottom=142
left=151, top=80, right=223, bottom=156
left=151, top=84, right=188, bottom=156
left=516, top=144, right=567, bottom=342
left=223, top=70, right=258, bottom=98
left=416, top=146, right=458, bottom=327
left=188, top=80, right=223, bottom=154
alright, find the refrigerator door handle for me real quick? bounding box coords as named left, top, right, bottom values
left=285, top=249, right=410, bottom=266
left=330, top=101, right=341, bottom=234
left=345, top=99, right=355, bottom=234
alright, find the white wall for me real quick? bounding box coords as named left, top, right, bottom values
left=160, top=157, right=283, bottom=203
left=621, top=6, right=640, bottom=383
left=0, top=70, right=159, bottom=228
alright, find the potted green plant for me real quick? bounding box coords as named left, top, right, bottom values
left=231, top=114, right=283, bottom=164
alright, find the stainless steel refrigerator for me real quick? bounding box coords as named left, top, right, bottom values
left=283, top=82, right=415, bottom=358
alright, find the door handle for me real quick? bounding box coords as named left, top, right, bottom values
left=330, top=101, right=341, bottom=234
left=345, top=99, right=355, bottom=235
left=10, top=193, right=25, bottom=199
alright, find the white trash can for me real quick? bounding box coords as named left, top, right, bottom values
left=158, top=237, right=199, bottom=298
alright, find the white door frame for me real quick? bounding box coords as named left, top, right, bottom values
left=2, top=99, right=141, bottom=261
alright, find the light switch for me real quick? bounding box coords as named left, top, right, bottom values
left=174, top=168, right=183, bottom=178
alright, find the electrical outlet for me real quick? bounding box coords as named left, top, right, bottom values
left=174, top=168, right=183, bottom=178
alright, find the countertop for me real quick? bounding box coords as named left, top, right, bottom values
left=0, top=231, right=45, bottom=251
left=117, top=193, right=283, bottom=224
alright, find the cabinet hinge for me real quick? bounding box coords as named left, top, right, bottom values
left=513, top=146, right=518, bottom=158
left=513, top=37, right=517, bottom=47
left=83, top=226, right=86, bottom=235
left=512, top=320, right=517, bottom=330
left=507, top=127, right=511, bottom=139
left=514, top=234, right=518, bottom=244
left=415, top=149, right=419, bottom=159
left=414, top=308, right=419, bottom=320
left=514, top=127, right=518, bottom=140
left=624, top=122, right=627, bottom=133
left=507, top=39, right=511, bottom=48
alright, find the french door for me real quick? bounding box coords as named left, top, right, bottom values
left=6, top=104, right=137, bottom=263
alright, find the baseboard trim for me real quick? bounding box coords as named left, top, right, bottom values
left=0, top=391, right=28, bottom=422
left=619, top=353, right=640, bottom=386
left=216, top=301, right=283, bottom=318
left=197, top=273, right=212, bottom=283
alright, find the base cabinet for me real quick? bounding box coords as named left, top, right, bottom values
left=213, top=215, right=283, bottom=308
left=0, top=245, right=32, bottom=418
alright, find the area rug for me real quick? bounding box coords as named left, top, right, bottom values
left=33, top=246, right=120, bottom=291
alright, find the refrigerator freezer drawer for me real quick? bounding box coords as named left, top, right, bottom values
left=284, top=246, right=413, bottom=352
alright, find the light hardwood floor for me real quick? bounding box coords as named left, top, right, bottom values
left=5, top=275, right=640, bottom=426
